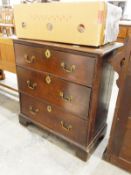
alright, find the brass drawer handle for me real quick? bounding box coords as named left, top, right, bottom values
left=47, top=105, right=52, bottom=112
left=29, top=105, right=39, bottom=115
left=27, top=80, right=37, bottom=90
left=45, top=49, right=51, bottom=59
left=45, top=75, right=51, bottom=84
left=61, top=62, right=76, bottom=73
left=24, top=54, right=36, bottom=64
left=59, top=91, right=73, bottom=102
left=61, top=121, right=72, bottom=131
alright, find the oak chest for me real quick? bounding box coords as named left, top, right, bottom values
left=14, top=39, right=123, bottom=160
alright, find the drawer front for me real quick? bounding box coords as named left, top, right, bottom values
left=118, top=26, right=127, bottom=39
left=15, top=44, right=96, bottom=87
left=21, top=94, right=88, bottom=146
left=17, top=67, right=91, bottom=120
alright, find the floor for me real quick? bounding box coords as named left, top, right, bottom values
left=0, top=72, right=130, bottom=175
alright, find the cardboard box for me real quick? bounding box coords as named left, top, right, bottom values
left=14, top=2, right=121, bottom=46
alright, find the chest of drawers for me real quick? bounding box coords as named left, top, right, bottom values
left=14, top=39, right=123, bottom=161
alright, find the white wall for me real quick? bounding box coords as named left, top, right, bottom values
left=124, top=0, right=131, bottom=19
left=10, top=0, right=21, bottom=5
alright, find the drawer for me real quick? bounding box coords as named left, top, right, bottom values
left=14, top=43, right=96, bottom=87
left=118, top=26, right=127, bottom=39
left=17, top=67, right=91, bottom=120
left=21, top=93, right=88, bottom=146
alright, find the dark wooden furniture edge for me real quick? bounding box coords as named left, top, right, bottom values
left=13, top=38, right=123, bottom=57
left=103, top=149, right=131, bottom=172
left=19, top=113, right=107, bottom=161
left=103, top=34, right=131, bottom=173
left=0, top=70, right=5, bottom=80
